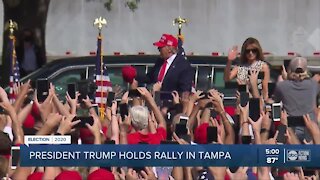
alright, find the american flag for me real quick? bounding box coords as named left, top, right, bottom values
left=177, top=35, right=187, bottom=60
left=178, top=34, right=196, bottom=92
left=8, top=35, right=20, bottom=103
left=94, top=35, right=112, bottom=117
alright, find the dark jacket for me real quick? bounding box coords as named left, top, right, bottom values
left=137, top=54, right=194, bottom=92
left=16, top=44, right=45, bottom=71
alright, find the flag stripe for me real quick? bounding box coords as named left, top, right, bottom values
left=95, top=97, right=107, bottom=104
left=94, top=34, right=112, bottom=118
left=96, top=86, right=113, bottom=92
left=95, top=80, right=112, bottom=87
left=8, top=35, right=20, bottom=103
left=95, top=92, right=107, bottom=98
left=96, top=75, right=111, bottom=81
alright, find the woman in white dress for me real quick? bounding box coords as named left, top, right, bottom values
left=224, top=37, right=270, bottom=100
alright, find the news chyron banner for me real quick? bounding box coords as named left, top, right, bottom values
left=20, top=144, right=320, bottom=167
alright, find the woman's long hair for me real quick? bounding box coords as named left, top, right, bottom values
left=240, top=37, right=264, bottom=64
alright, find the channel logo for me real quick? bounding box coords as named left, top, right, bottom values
left=286, top=150, right=311, bottom=161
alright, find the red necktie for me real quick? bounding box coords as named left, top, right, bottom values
left=158, top=60, right=168, bottom=82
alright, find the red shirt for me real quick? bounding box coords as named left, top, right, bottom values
left=127, top=127, right=167, bottom=144
left=80, top=126, right=108, bottom=144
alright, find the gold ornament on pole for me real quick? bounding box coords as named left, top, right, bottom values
left=94, top=17, right=107, bottom=34
left=93, top=17, right=107, bottom=121
left=5, top=19, right=18, bottom=36
left=173, top=16, right=187, bottom=35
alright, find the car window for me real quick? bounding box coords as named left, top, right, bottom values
left=195, top=66, right=213, bottom=91
left=49, top=65, right=148, bottom=100
left=50, top=68, right=87, bottom=99
left=132, top=65, right=155, bottom=90
left=133, top=65, right=147, bottom=75
left=213, top=68, right=226, bottom=88
left=91, top=65, right=149, bottom=92
left=103, top=66, right=126, bottom=88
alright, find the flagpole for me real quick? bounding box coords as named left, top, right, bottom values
left=5, top=20, right=18, bottom=103
left=94, top=17, right=107, bottom=120
left=10, top=30, right=15, bottom=80
left=173, top=16, right=195, bottom=93
left=7, top=20, right=18, bottom=78
left=99, top=32, right=104, bottom=120
left=173, top=16, right=188, bottom=59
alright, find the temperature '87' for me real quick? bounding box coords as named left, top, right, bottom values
left=266, top=157, right=278, bottom=164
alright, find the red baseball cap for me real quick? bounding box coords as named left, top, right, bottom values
left=27, top=172, right=44, bottom=180
left=194, top=123, right=209, bottom=144
left=122, top=66, right=137, bottom=84
left=87, top=168, right=115, bottom=180
left=153, top=34, right=178, bottom=48
left=55, top=170, right=82, bottom=180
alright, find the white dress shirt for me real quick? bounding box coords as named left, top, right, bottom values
left=161, top=53, right=177, bottom=78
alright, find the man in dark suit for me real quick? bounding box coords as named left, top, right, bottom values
left=16, top=29, right=46, bottom=77
left=137, top=34, right=194, bottom=94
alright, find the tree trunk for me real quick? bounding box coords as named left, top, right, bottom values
left=1, top=0, right=50, bottom=85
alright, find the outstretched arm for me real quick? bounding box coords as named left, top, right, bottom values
left=224, top=46, right=239, bottom=82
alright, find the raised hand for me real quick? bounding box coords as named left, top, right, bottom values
left=82, top=95, right=93, bottom=108
left=285, top=128, right=300, bottom=145
left=0, top=101, right=15, bottom=115
left=265, top=130, right=279, bottom=145
left=177, top=34, right=184, bottom=42
left=261, top=111, right=271, bottom=130
left=303, top=114, right=320, bottom=144
left=112, top=167, right=125, bottom=180
left=228, top=46, right=238, bottom=61
left=0, top=87, right=9, bottom=103
left=66, top=91, right=80, bottom=114
left=189, top=90, right=204, bottom=103
left=121, top=91, right=129, bottom=104
left=34, top=89, right=53, bottom=121
left=140, top=167, right=157, bottom=180
left=248, top=113, right=264, bottom=134
left=126, top=168, right=139, bottom=180
left=44, top=113, right=62, bottom=129
left=49, top=83, right=56, bottom=96
left=172, top=132, right=189, bottom=145
left=210, top=117, right=225, bottom=144
left=113, top=84, right=124, bottom=99
left=118, top=115, right=131, bottom=133
left=19, top=80, right=32, bottom=96
left=280, top=110, right=288, bottom=126
left=56, top=115, right=79, bottom=135
left=281, top=65, right=288, bottom=80
left=86, top=114, right=102, bottom=138
left=148, top=112, right=156, bottom=133
left=248, top=69, right=259, bottom=85
left=171, top=91, right=180, bottom=105
left=137, top=87, right=153, bottom=101
left=153, top=82, right=162, bottom=92
left=283, top=172, right=299, bottom=180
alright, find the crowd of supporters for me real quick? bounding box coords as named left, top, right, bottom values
left=1, top=55, right=320, bottom=179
